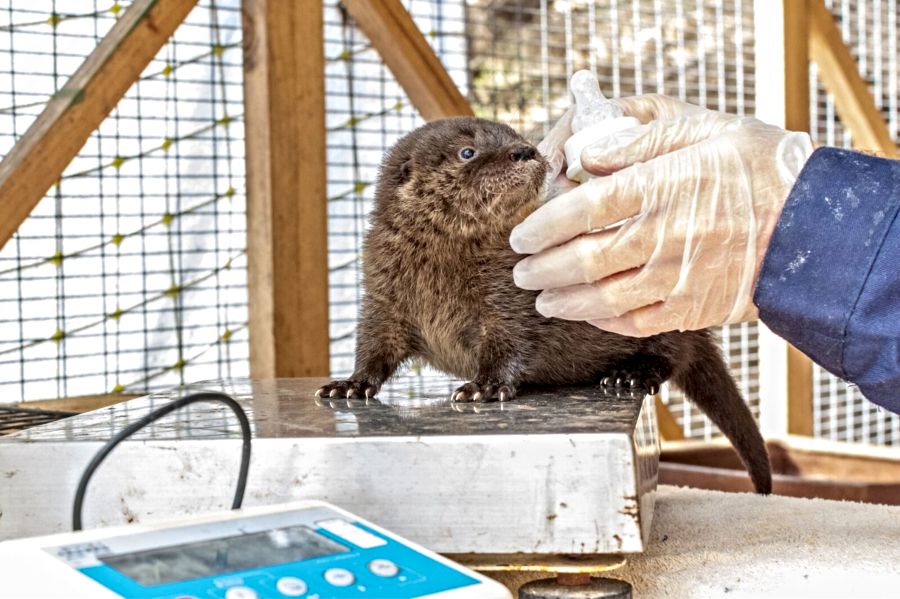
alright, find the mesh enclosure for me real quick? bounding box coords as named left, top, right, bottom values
left=327, top=0, right=759, bottom=439
left=2, top=0, right=761, bottom=431
left=0, top=0, right=248, bottom=403
left=807, top=0, right=900, bottom=445
left=7, top=0, right=891, bottom=448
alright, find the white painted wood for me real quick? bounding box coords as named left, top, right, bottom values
left=753, top=0, right=791, bottom=436
left=754, top=0, right=788, bottom=128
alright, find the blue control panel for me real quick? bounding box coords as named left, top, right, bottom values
left=45, top=505, right=482, bottom=599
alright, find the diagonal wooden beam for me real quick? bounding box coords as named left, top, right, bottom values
left=809, top=0, right=899, bottom=157
left=0, top=0, right=199, bottom=252
left=342, top=0, right=474, bottom=120
left=656, top=395, right=686, bottom=441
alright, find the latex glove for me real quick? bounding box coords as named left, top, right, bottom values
left=511, top=95, right=814, bottom=336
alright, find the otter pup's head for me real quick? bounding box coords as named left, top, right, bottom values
left=375, top=117, right=548, bottom=235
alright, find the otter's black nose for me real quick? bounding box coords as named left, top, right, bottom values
left=510, top=146, right=537, bottom=162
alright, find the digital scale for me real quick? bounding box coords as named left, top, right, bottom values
left=0, top=376, right=658, bottom=596
left=0, top=500, right=511, bottom=598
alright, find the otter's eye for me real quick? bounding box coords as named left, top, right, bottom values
left=458, top=147, right=476, bottom=160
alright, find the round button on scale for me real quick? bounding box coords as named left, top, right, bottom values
left=276, top=576, right=308, bottom=597
left=323, top=567, right=355, bottom=587
left=368, top=559, right=399, bottom=578
left=224, top=587, right=258, bottom=599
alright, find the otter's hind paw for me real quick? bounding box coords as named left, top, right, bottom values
left=451, top=381, right=517, bottom=403
left=600, top=371, right=662, bottom=396
left=315, top=379, right=379, bottom=399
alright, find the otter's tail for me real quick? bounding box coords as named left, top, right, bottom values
left=672, top=336, right=772, bottom=494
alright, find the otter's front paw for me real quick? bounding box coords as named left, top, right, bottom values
left=315, top=379, right=379, bottom=399
left=600, top=371, right=662, bottom=396
left=451, top=381, right=516, bottom=403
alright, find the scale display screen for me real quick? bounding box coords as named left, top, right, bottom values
left=100, top=525, right=349, bottom=586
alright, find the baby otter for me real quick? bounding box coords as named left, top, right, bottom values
left=317, top=117, right=771, bottom=494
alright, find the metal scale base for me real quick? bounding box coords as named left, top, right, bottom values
left=0, top=376, right=659, bottom=574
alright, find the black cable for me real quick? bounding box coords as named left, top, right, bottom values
left=72, top=391, right=251, bottom=531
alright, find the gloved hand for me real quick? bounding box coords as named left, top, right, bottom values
left=512, top=95, right=814, bottom=337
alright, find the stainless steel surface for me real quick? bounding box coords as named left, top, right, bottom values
left=0, top=376, right=659, bottom=555
left=6, top=378, right=649, bottom=441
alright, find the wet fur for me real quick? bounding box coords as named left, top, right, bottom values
left=318, top=117, right=771, bottom=494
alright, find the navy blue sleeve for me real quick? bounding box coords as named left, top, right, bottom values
left=753, top=147, right=900, bottom=414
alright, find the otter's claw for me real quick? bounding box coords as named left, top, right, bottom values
left=451, top=381, right=517, bottom=403
left=315, top=379, right=379, bottom=400
left=600, top=371, right=663, bottom=396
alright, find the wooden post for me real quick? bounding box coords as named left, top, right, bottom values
left=0, top=0, right=199, bottom=252
left=809, top=0, right=899, bottom=156
left=243, top=0, right=330, bottom=378
left=342, top=0, right=474, bottom=120
left=784, top=0, right=815, bottom=436
left=787, top=346, right=814, bottom=435
left=783, top=0, right=810, bottom=134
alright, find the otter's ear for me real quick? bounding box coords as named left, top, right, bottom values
left=398, top=159, right=413, bottom=183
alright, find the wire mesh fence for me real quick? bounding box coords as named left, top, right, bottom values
left=2, top=0, right=761, bottom=434
left=0, top=0, right=248, bottom=403
left=807, top=0, right=900, bottom=445
left=0, top=0, right=895, bottom=446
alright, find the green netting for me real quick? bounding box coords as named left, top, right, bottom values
left=0, top=0, right=248, bottom=401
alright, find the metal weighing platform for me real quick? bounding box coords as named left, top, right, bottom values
left=0, top=376, right=658, bottom=576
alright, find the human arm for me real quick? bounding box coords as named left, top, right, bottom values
left=753, top=147, right=900, bottom=413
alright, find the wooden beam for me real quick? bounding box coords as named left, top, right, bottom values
left=0, top=0, right=199, bottom=252
left=787, top=345, right=815, bottom=435
left=656, top=395, right=686, bottom=441
left=243, top=0, right=330, bottom=378
left=809, top=0, right=899, bottom=156
left=342, top=0, right=474, bottom=120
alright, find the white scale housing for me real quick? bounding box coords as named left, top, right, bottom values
left=0, top=500, right=511, bottom=598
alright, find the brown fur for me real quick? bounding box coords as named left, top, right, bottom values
left=317, top=117, right=772, bottom=494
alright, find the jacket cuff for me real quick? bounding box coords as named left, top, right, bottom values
left=753, top=147, right=900, bottom=400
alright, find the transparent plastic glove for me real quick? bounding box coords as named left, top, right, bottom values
left=511, top=95, right=814, bottom=336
